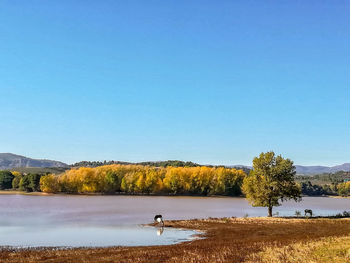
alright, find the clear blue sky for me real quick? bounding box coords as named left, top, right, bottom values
left=0, top=1, right=349, bottom=166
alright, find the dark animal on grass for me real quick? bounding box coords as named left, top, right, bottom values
left=305, top=209, right=313, bottom=217
left=154, top=215, right=164, bottom=226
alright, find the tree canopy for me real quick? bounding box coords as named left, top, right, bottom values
left=242, top=151, right=301, bottom=217
left=71, top=160, right=202, bottom=168
left=0, top=171, right=14, bottom=190
left=39, top=165, right=246, bottom=196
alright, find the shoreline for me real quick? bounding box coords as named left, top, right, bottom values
left=0, top=227, right=205, bottom=252
left=0, top=190, right=53, bottom=196
left=1, top=217, right=350, bottom=262
left=0, top=190, right=241, bottom=198
left=328, top=195, right=350, bottom=199
left=0, top=190, right=349, bottom=199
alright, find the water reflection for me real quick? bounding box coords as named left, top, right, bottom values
left=0, top=195, right=348, bottom=227
left=157, top=226, right=164, bottom=236
left=0, top=225, right=197, bottom=247
left=0, top=195, right=348, bottom=247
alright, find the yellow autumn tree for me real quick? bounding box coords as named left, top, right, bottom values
left=40, top=174, right=59, bottom=193
left=39, top=164, right=247, bottom=196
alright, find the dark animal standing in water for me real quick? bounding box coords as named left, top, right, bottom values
left=154, top=215, right=164, bottom=226
left=305, top=209, right=313, bottom=217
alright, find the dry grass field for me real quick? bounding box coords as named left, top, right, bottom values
left=1, top=217, right=350, bottom=263
left=246, top=235, right=350, bottom=263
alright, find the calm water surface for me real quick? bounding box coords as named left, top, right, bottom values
left=0, top=195, right=348, bottom=247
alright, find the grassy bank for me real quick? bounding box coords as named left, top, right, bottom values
left=1, top=217, right=350, bottom=263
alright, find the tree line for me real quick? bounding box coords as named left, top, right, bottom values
left=338, top=181, right=350, bottom=196
left=39, top=165, right=246, bottom=195
left=1, top=164, right=349, bottom=198
left=2, top=151, right=350, bottom=217
left=0, top=171, right=43, bottom=192
left=71, top=160, right=202, bottom=168
left=295, top=171, right=350, bottom=196
left=300, top=181, right=336, bottom=196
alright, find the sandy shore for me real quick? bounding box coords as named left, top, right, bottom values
left=2, top=190, right=350, bottom=199
left=0, top=217, right=350, bottom=263
left=0, top=190, right=243, bottom=197
left=328, top=195, right=350, bottom=199
left=0, top=190, right=53, bottom=196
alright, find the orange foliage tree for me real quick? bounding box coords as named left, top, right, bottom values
left=39, top=164, right=246, bottom=196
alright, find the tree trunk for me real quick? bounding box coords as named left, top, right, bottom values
left=268, top=206, right=273, bottom=217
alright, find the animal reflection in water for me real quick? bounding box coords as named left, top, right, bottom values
left=154, top=214, right=165, bottom=236
left=157, top=226, right=164, bottom=236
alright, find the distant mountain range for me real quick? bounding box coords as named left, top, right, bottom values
left=0, top=153, right=68, bottom=170
left=230, top=164, right=350, bottom=175
left=0, top=153, right=349, bottom=175
left=294, top=164, right=350, bottom=175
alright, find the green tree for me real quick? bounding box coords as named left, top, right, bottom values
left=103, top=170, right=120, bottom=193
left=11, top=171, right=22, bottom=189
left=19, top=175, right=32, bottom=192
left=0, top=171, right=14, bottom=190
left=242, top=152, right=301, bottom=217
left=28, top=173, right=42, bottom=192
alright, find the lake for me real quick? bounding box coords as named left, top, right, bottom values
left=0, top=195, right=348, bottom=247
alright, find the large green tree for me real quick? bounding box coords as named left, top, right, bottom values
left=0, top=171, right=14, bottom=190
left=242, top=152, right=301, bottom=217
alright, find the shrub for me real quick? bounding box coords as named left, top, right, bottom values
left=342, top=211, right=350, bottom=217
